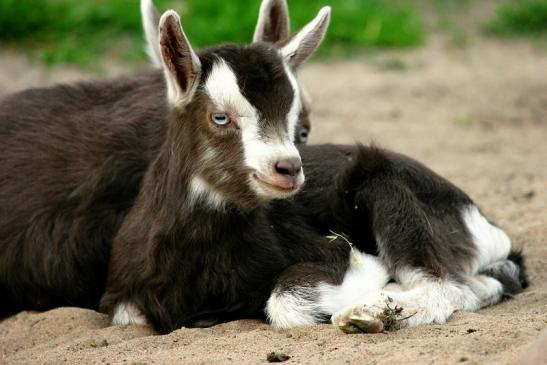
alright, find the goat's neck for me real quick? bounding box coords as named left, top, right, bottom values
left=139, top=121, right=252, bottom=240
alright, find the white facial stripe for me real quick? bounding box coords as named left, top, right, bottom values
left=204, top=59, right=258, bottom=119
left=284, top=63, right=301, bottom=143
left=244, top=136, right=300, bottom=173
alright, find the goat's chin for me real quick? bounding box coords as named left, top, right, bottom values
left=249, top=174, right=302, bottom=202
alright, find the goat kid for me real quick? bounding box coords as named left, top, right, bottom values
left=0, top=8, right=526, bottom=335
left=141, top=0, right=312, bottom=144
left=99, top=7, right=340, bottom=333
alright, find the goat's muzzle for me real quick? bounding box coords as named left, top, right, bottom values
left=252, top=158, right=304, bottom=194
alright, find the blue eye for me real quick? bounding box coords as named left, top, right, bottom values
left=211, top=112, right=230, bottom=126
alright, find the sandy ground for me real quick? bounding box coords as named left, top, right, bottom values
left=1, top=34, right=546, bottom=365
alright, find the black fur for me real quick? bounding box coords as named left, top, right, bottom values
left=480, top=250, right=528, bottom=297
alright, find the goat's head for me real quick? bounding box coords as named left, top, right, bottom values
left=158, top=8, right=330, bottom=209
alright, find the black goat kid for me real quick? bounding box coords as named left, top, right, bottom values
left=0, top=8, right=526, bottom=335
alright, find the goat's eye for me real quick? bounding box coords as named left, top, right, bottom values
left=211, top=112, right=230, bottom=126
left=298, top=127, right=309, bottom=142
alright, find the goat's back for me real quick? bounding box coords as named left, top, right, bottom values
left=0, top=71, right=166, bottom=315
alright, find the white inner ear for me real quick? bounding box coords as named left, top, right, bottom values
left=280, top=6, right=330, bottom=63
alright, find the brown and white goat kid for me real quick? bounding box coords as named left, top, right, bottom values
left=99, top=7, right=340, bottom=332
left=141, top=0, right=312, bottom=143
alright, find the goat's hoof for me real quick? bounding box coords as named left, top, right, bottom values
left=332, top=306, right=384, bottom=334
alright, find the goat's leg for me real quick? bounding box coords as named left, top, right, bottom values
left=266, top=252, right=390, bottom=330
left=331, top=179, right=514, bottom=332
left=331, top=269, right=507, bottom=333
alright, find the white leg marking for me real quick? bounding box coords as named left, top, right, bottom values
left=332, top=268, right=492, bottom=333
left=112, top=302, right=148, bottom=326
left=266, top=286, right=322, bottom=329
left=462, top=205, right=511, bottom=273
left=467, top=274, right=504, bottom=308
left=266, top=251, right=390, bottom=330
left=318, top=251, right=390, bottom=314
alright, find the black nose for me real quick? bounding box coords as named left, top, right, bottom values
left=275, top=158, right=302, bottom=178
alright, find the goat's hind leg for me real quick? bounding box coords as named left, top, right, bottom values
left=332, top=218, right=525, bottom=333
left=331, top=204, right=522, bottom=333
left=332, top=165, right=484, bottom=332
left=266, top=252, right=390, bottom=331
left=332, top=272, right=464, bottom=333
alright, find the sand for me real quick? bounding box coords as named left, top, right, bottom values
left=1, top=34, right=546, bottom=365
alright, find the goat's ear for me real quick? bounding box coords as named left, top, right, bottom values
left=159, top=10, right=201, bottom=106
left=280, top=6, right=331, bottom=69
left=141, top=0, right=162, bottom=68
left=253, top=0, right=290, bottom=44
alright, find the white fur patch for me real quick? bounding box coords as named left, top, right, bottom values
left=112, top=302, right=148, bottom=326
left=467, top=274, right=504, bottom=308
left=266, top=286, right=323, bottom=329
left=205, top=59, right=258, bottom=119
left=283, top=64, right=301, bottom=143
left=394, top=267, right=482, bottom=315
left=332, top=266, right=505, bottom=332
left=318, top=251, right=390, bottom=314
left=462, top=205, right=511, bottom=273
left=188, top=175, right=225, bottom=210
left=266, top=251, right=390, bottom=329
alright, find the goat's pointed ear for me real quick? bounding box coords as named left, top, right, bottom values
left=159, top=10, right=201, bottom=106
left=253, top=0, right=290, bottom=44
left=280, top=6, right=331, bottom=69
left=141, top=0, right=162, bottom=68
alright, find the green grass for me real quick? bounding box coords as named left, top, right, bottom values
left=0, top=0, right=424, bottom=67
left=488, top=0, right=547, bottom=36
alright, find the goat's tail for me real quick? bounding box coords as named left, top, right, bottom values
left=481, top=250, right=529, bottom=297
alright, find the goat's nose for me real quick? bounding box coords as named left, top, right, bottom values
left=275, top=158, right=302, bottom=178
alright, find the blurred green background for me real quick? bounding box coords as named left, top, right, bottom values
left=0, top=0, right=546, bottom=68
